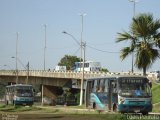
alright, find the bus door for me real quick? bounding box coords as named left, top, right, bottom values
left=108, top=79, right=117, bottom=111
left=85, top=80, right=93, bottom=107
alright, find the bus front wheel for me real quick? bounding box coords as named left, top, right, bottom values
left=142, top=112, right=148, bottom=115
left=29, top=103, right=33, bottom=107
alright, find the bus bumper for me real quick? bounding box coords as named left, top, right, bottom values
left=118, top=104, right=152, bottom=113
left=14, top=100, right=34, bottom=106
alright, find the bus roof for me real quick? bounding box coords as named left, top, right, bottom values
left=86, top=75, right=147, bottom=81
left=75, top=61, right=100, bottom=63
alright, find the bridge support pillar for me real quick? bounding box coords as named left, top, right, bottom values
left=41, top=85, right=58, bottom=105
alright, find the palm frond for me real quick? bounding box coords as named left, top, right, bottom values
left=116, top=32, right=135, bottom=43
left=120, top=47, right=132, bottom=60
left=116, top=13, right=160, bottom=74
left=135, top=43, right=159, bottom=69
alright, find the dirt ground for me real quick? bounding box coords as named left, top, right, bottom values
left=0, top=114, right=119, bottom=120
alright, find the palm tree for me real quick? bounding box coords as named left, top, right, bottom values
left=116, top=13, right=160, bottom=75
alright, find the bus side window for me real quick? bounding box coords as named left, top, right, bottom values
left=6, top=88, right=8, bottom=94
left=96, top=86, right=100, bottom=92
left=112, top=82, right=117, bottom=88
left=93, top=80, right=98, bottom=92
left=112, top=82, right=117, bottom=93
left=104, top=79, right=108, bottom=92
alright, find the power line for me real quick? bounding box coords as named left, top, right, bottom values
left=87, top=41, right=115, bottom=46
left=73, top=47, right=81, bottom=56
left=86, top=44, right=120, bottom=53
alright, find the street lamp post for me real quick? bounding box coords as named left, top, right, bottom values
left=62, top=13, right=86, bottom=106
left=62, top=31, right=80, bottom=45
left=79, top=13, right=86, bottom=106
left=62, top=31, right=86, bottom=106
left=129, top=0, right=136, bottom=17
left=16, top=32, right=19, bottom=84
left=26, top=62, right=29, bottom=84
left=42, top=24, right=47, bottom=106
left=80, top=41, right=86, bottom=106
left=43, top=24, right=47, bottom=71
left=129, top=0, right=137, bottom=73
left=80, top=13, right=86, bottom=72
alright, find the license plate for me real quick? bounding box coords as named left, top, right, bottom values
left=23, top=103, right=27, bottom=105
left=134, top=109, right=140, bottom=113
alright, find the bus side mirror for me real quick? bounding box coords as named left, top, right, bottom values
left=33, top=89, right=36, bottom=93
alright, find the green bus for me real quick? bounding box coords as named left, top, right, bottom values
left=5, top=84, right=34, bottom=106
left=85, top=75, right=152, bottom=115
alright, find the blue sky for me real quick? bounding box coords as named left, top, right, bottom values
left=0, top=0, right=160, bottom=72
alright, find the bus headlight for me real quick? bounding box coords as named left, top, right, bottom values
left=120, top=98, right=125, bottom=104
left=145, top=100, right=151, bottom=104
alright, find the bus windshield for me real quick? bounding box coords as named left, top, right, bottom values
left=118, top=78, right=152, bottom=98
left=15, top=86, right=33, bottom=97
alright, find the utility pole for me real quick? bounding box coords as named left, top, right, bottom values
left=44, top=24, right=47, bottom=71
left=42, top=24, right=47, bottom=106
left=16, top=32, right=19, bottom=84
left=62, top=13, right=87, bottom=106
left=79, top=13, right=86, bottom=106
left=129, top=0, right=137, bottom=73
left=80, top=42, right=86, bottom=106
left=26, top=62, right=29, bottom=84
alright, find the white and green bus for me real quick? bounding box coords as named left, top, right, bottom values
left=85, top=75, right=152, bottom=115
left=5, top=84, right=34, bottom=106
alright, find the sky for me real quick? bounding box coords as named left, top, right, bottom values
left=0, top=0, right=160, bottom=72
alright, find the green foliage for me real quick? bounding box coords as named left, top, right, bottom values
left=75, top=92, right=80, bottom=104
left=63, top=88, right=72, bottom=97
left=0, top=84, right=6, bottom=98
left=153, top=103, right=160, bottom=113
left=100, top=68, right=109, bottom=72
left=152, top=83, right=160, bottom=104
left=58, top=55, right=81, bottom=70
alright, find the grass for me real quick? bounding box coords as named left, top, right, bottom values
left=0, top=104, right=91, bottom=114
left=153, top=102, right=160, bottom=113
left=0, top=104, right=131, bottom=120
left=0, top=104, right=160, bottom=120
left=0, top=104, right=42, bottom=112
left=152, top=82, right=160, bottom=104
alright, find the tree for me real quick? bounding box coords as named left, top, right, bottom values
left=58, top=55, right=81, bottom=70
left=0, top=85, right=5, bottom=98
left=116, top=13, right=160, bottom=75
left=100, top=68, right=109, bottom=72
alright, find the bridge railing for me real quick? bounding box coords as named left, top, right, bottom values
left=0, top=70, right=106, bottom=79
left=0, top=70, right=145, bottom=79
left=0, top=70, right=117, bottom=79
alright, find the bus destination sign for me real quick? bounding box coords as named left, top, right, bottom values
left=121, top=79, right=144, bottom=84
